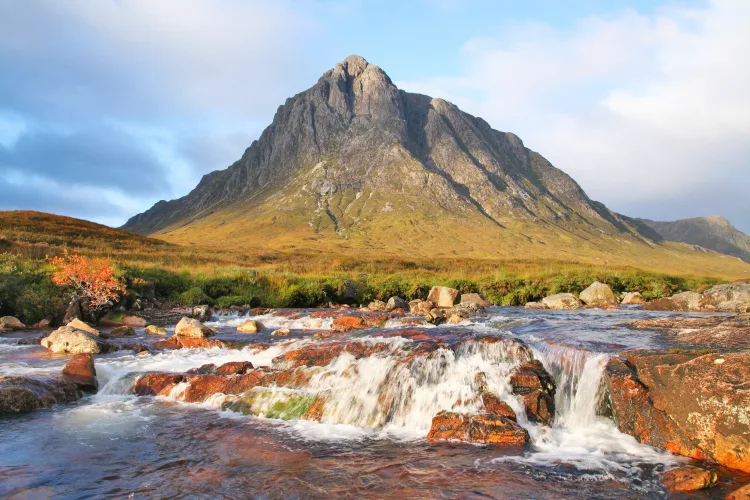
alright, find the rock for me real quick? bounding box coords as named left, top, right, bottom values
left=0, top=316, right=25, bottom=331
left=425, top=308, right=446, bottom=325
left=122, top=315, right=148, bottom=327
left=192, top=305, right=211, bottom=322
left=620, top=292, right=646, bottom=305
left=145, top=325, right=168, bottom=336
left=524, top=302, right=548, bottom=310
left=174, top=317, right=215, bottom=338
left=427, top=286, right=460, bottom=308
left=110, top=326, right=135, bottom=336
left=187, top=363, right=217, bottom=375
left=409, top=299, right=434, bottom=315
left=133, top=373, right=185, bottom=396
left=427, top=411, right=529, bottom=446
left=645, top=291, right=702, bottom=311
left=0, top=375, right=82, bottom=414
left=480, top=392, right=517, bottom=420
left=726, top=483, right=750, bottom=500
left=662, top=466, right=717, bottom=492
left=40, top=326, right=114, bottom=354
left=62, top=353, right=98, bottom=391
left=332, top=315, right=367, bottom=332
left=33, top=319, right=52, bottom=328
left=510, top=360, right=556, bottom=395
left=63, top=298, right=83, bottom=324
left=523, top=390, right=555, bottom=425
left=67, top=318, right=101, bottom=336
left=386, top=296, right=408, bottom=311
left=368, top=300, right=388, bottom=311
left=579, top=281, right=617, bottom=307
left=461, top=293, right=491, bottom=307
left=600, top=352, right=750, bottom=472
left=237, top=320, right=263, bottom=333
left=271, top=328, right=291, bottom=336
left=701, top=282, right=750, bottom=313
left=541, top=293, right=581, bottom=310
left=628, top=315, right=750, bottom=349
left=214, top=361, right=254, bottom=376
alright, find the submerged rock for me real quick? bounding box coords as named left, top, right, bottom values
left=174, top=317, right=215, bottom=338
left=62, top=353, right=98, bottom=391
left=600, top=352, right=750, bottom=472
left=579, top=282, right=617, bottom=307
left=0, top=375, right=81, bottom=414
left=427, top=411, right=529, bottom=446
left=427, top=286, right=460, bottom=308
left=662, top=466, right=717, bottom=492
left=110, top=326, right=135, bottom=336
left=145, top=325, right=168, bottom=336
left=271, top=328, right=291, bottom=337
left=541, top=293, right=581, bottom=310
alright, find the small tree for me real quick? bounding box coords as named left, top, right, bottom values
left=49, top=251, right=124, bottom=310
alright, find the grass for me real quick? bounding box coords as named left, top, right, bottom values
left=0, top=210, right=742, bottom=326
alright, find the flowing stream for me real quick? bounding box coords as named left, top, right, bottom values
left=0, top=307, right=719, bottom=498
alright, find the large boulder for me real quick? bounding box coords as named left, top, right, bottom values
left=40, top=326, right=114, bottom=354
left=427, top=411, right=529, bottom=446
left=426, top=286, right=460, bottom=308
left=701, top=282, right=750, bottom=313
left=510, top=360, right=556, bottom=425
left=524, top=302, right=548, bottom=310
left=62, top=353, right=98, bottom=391
left=67, top=318, right=101, bottom=336
left=620, top=292, right=646, bottom=305
left=0, top=316, right=25, bottom=331
left=541, top=293, right=581, bottom=310
left=600, top=352, right=750, bottom=472
left=579, top=282, right=617, bottom=307
left=0, top=375, right=82, bottom=414
left=174, top=317, right=215, bottom=338
left=461, top=293, right=491, bottom=308
left=192, top=305, right=212, bottom=322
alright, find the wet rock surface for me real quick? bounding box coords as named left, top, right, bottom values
left=600, top=351, right=750, bottom=472
left=662, top=465, right=717, bottom=492
left=62, top=353, right=98, bottom=391
left=627, top=313, right=750, bottom=349
left=427, top=411, right=529, bottom=446
left=0, top=375, right=81, bottom=414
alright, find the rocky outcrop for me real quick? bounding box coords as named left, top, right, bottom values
left=40, top=326, right=116, bottom=354
left=510, top=360, right=556, bottom=425
left=620, top=292, right=646, bottom=305
left=237, top=320, right=263, bottom=333
left=427, top=411, right=529, bottom=446
left=726, top=483, right=750, bottom=499
left=427, top=286, right=460, bottom=308
left=541, top=293, right=581, bottom=310
left=600, top=351, right=750, bottom=472
left=701, top=282, right=750, bottom=312
left=0, top=375, right=81, bottom=414
left=579, top=282, right=617, bottom=307
left=174, top=317, right=215, bottom=338
left=62, top=353, right=98, bottom=391
left=662, top=466, right=717, bottom=492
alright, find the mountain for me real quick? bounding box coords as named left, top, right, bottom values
left=123, top=56, right=750, bottom=278
left=638, top=216, right=750, bottom=263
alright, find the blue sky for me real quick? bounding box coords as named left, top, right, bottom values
left=0, top=0, right=748, bottom=233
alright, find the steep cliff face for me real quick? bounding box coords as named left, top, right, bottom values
left=123, top=55, right=647, bottom=245
left=639, top=216, right=750, bottom=263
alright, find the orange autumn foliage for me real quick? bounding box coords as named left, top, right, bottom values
left=49, top=250, right=125, bottom=308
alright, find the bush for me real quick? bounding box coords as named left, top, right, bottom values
left=15, top=282, right=65, bottom=325
left=215, top=295, right=261, bottom=309
left=179, top=287, right=211, bottom=306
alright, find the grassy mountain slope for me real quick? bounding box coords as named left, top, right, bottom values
left=639, top=216, right=750, bottom=263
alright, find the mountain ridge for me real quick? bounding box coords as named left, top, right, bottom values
left=121, top=55, right=750, bottom=278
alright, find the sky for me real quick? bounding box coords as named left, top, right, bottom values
left=0, top=0, right=748, bottom=233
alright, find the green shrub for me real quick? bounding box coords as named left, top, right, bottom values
left=15, top=282, right=66, bottom=325
left=215, top=295, right=261, bottom=309
left=179, top=287, right=211, bottom=306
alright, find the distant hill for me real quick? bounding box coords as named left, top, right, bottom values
left=638, top=216, right=750, bottom=263
left=121, top=55, right=750, bottom=279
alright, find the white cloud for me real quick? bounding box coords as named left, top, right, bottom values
left=398, top=0, right=750, bottom=231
